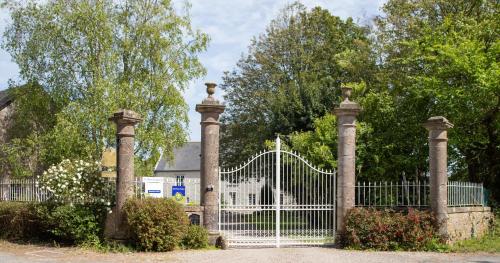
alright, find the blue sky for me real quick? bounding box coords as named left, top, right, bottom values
left=0, top=0, right=386, bottom=141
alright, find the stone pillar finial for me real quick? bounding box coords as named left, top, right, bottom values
left=334, top=86, right=361, bottom=236
left=105, top=109, right=142, bottom=240
left=205, top=82, right=216, bottom=97
left=423, top=116, right=453, bottom=131
left=202, top=82, right=220, bottom=105
left=196, top=82, right=225, bottom=244
left=341, top=85, right=353, bottom=102
left=423, top=116, right=453, bottom=239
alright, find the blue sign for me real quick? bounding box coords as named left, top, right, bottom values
left=172, top=186, right=186, bottom=203
left=172, top=186, right=186, bottom=196
left=148, top=190, right=161, bottom=194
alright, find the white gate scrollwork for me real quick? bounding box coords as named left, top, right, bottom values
left=219, top=137, right=336, bottom=247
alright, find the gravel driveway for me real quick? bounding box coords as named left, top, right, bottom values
left=0, top=241, right=499, bottom=263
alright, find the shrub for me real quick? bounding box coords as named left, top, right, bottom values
left=124, top=198, right=189, bottom=251
left=340, top=208, right=439, bottom=251
left=182, top=225, right=209, bottom=249
left=0, top=201, right=107, bottom=245
left=0, top=202, right=48, bottom=241
left=40, top=159, right=110, bottom=205
left=37, top=202, right=108, bottom=245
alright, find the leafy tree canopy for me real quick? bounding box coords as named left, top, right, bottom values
left=220, top=3, right=376, bottom=166
left=1, top=0, right=209, bottom=176
left=220, top=0, right=500, bottom=202
left=374, top=0, right=499, bottom=191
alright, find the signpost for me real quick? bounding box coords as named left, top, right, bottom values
left=142, top=177, right=164, bottom=198
left=172, top=185, right=186, bottom=203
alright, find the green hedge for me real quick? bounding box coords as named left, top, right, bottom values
left=124, top=198, right=189, bottom=251
left=37, top=202, right=108, bottom=245
left=0, top=201, right=107, bottom=245
left=340, top=207, right=440, bottom=250
left=0, top=202, right=48, bottom=241
left=1, top=199, right=210, bottom=250
left=182, top=225, right=209, bottom=249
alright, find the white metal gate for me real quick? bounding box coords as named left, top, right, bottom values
left=219, top=137, right=336, bottom=247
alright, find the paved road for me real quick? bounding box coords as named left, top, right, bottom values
left=0, top=241, right=499, bottom=263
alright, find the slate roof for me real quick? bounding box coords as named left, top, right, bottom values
left=0, top=89, right=13, bottom=110
left=155, top=142, right=201, bottom=172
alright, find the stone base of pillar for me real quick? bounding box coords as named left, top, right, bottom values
left=437, top=213, right=449, bottom=240
left=184, top=206, right=204, bottom=226
left=103, top=206, right=130, bottom=241
left=208, top=231, right=221, bottom=246
left=103, top=210, right=116, bottom=240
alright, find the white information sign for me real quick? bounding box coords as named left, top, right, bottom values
left=142, top=177, right=164, bottom=198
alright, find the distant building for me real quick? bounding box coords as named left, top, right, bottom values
left=154, top=142, right=201, bottom=204
left=0, top=89, right=14, bottom=143
left=0, top=89, right=14, bottom=199
left=154, top=142, right=201, bottom=181
left=154, top=142, right=294, bottom=209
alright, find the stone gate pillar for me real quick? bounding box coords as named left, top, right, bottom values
left=107, top=109, right=142, bottom=240
left=334, top=86, right=360, bottom=234
left=196, top=83, right=225, bottom=243
left=424, top=116, right=453, bottom=237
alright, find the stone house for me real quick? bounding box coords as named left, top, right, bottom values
left=154, top=142, right=295, bottom=209
left=0, top=89, right=14, bottom=143
left=154, top=142, right=202, bottom=204
left=0, top=89, right=14, bottom=199
left=154, top=142, right=202, bottom=181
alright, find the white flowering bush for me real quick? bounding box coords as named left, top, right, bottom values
left=40, top=159, right=110, bottom=205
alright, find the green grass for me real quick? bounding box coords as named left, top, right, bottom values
left=448, top=215, right=500, bottom=253
left=79, top=240, right=135, bottom=253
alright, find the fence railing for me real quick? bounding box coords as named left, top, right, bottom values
left=355, top=180, right=485, bottom=208
left=0, top=178, right=53, bottom=202
left=103, top=178, right=144, bottom=202
left=0, top=177, right=199, bottom=205
left=448, top=181, right=484, bottom=207
left=355, top=181, right=430, bottom=207
left=1, top=178, right=484, bottom=207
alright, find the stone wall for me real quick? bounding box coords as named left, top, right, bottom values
left=446, top=207, right=494, bottom=243
left=184, top=206, right=204, bottom=226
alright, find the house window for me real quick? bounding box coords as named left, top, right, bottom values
left=176, top=175, right=185, bottom=186
left=248, top=194, right=256, bottom=205
left=229, top=192, right=237, bottom=205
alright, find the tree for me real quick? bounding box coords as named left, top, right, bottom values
left=287, top=95, right=404, bottom=183
left=0, top=83, right=59, bottom=178
left=375, top=0, right=500, bottom=198
left=290, top=0, right=499, bottom=189
left=288, top=113, right=338, bottom=171
left=220, top=3, right=376, bottom=166
left=2, top=0, right=209, bottom=175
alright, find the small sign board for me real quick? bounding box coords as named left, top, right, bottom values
left=142, top=177, right=164, bottom=198
left=172, top=185, right=186, bottom=203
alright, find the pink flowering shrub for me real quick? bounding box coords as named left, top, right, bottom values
left=340, top=207, right=440, bottom=250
